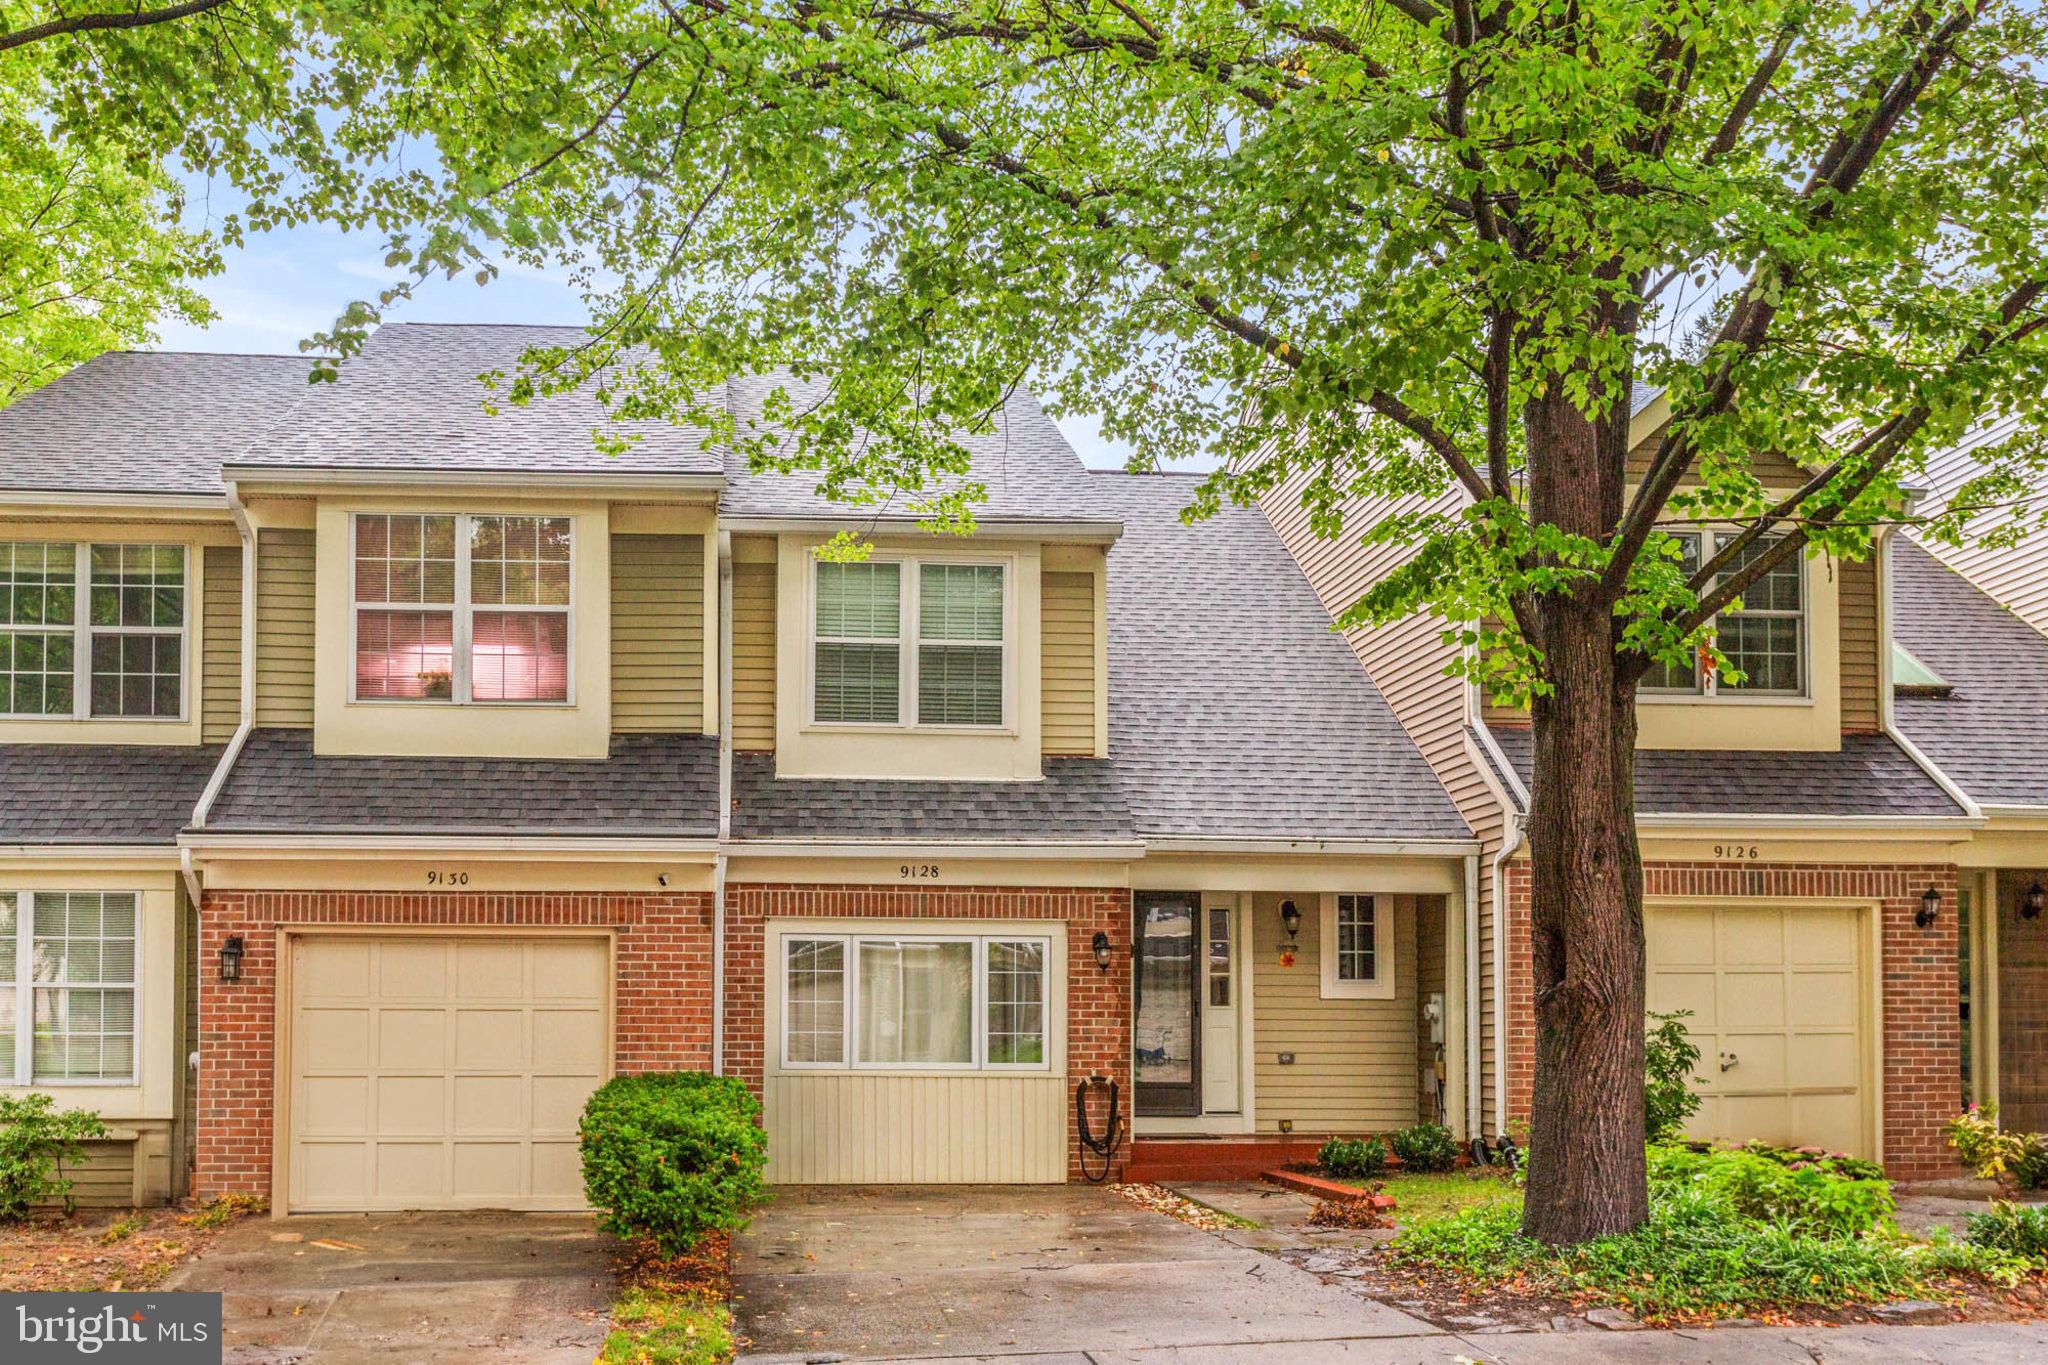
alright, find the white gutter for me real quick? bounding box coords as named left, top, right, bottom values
left=718, top=515, right=1124, bottom=543
left=1462, top=852, right=1482, bottom=1141
left=0, top=490, right=228, bottom=512
left=713, top=530, right=734, bottom=1077
left=1635, top=812, right=1982, bottom=831
left=219, top=465, right=725, bottom=494
left=1875, top=518, right=1985, bottom=822
left=189, top=479, right=260, bottom=856
left=1488, top=811, right=1523, bottom=1136
left=727, top=838, right=1148, bottom=861
left=1141, top=835, right=1481, bottom=857
left=182, top=833, right=720, bottom=855
left=0, top=845, right=181, bottom=862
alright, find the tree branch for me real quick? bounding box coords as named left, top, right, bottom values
left=0, top=0, right=230, bottom=53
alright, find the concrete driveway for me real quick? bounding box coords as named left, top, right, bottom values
left=731, top=1185, right=1435, bottom=1362
left=163, top=1211, right=612, bottom=1364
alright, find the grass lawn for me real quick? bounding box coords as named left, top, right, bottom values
left=601, top=1232, right=736, bottom=1365
left=1381, top=1170, right=1522, bottom=1225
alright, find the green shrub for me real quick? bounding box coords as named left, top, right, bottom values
left=1648, top=1143, right=1894, bottom=1238
left=1738, top=1142, right=1887, bottom=1183
left=1966, top=1201, right=2048, bottom=1261
left=1389, top=1123, right=1461, bottom=1174
left=2013, top=1139, right=2048, bottom=1190
left=0, top=1095, right=107, bottom=1219
left=1317, top=1136, right=1388, bottom=1180
left=1644, top=1010, right=1703, bottom=1141
left=580, top=1073, right=767, bottom=1255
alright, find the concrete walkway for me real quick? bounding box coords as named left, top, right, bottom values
left=164, top=1210, right=612, bottom=1364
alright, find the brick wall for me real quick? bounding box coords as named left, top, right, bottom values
left=723, top=883, right=1132, bottom=1182
left=1502, top=861, right=1961, bottom=1180
left=1997, top=869, right=2048, bottom=1132
left=195, top=890, right=715, bottom=1201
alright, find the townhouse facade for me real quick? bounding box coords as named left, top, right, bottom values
left=1270, top=391, right=2048, bottom=1180
left=1, top=324, right=1482, bottom=1211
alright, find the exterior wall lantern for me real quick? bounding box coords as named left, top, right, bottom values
left=1280, top=899, right=1303, bottom=942
left=2023, top=882, right=2046, bottom=922
left=1091, top=930, right=1113, bottom=973
left=1917, top=886, right=1941, bottom=931
left=219, top=935, right=246, bottom=983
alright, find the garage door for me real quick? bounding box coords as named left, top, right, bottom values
left=1647, top=905, right=1872, bottom=1157
left=287, top=935, right=609, bottom=1212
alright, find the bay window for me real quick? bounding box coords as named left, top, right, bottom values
left=1, top=891, right=138, bottom=1085
left=781, top=932, right=1050, bottom=1070
left=1641, top=531, right=1805, bottom=697
left=0, top=540, right=186, bottom=721
left=352, top=513, right=571, bottom=704
left=812, top=557, right=1007, bottom=728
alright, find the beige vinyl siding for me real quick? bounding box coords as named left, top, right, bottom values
left=1262, top=477, right=1509, bottom=1131
left=1914, top=414, right=2048, bottom=637
left=731, top=544, right=777, bottom=750
left=610, top=533, right=705, bottom=732
left=1041, top=569, right=1098, bottom=755
left=1837, top=553, right=1880, bottom=733
left=1251, top=891, right=1419, bottom=1133
left=764, top=1074, right=1067, bottom=1183
left=56, top=1123, right=175, bottom=1207
left=1625, top=430, right=1808, bottom=489
left=255, top=527, right=316, bottom=727
left=201, top=544, right=243, bottom=742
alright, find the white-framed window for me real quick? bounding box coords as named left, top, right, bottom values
left=1641, top=530, right=1806, bottom=698
left=0, top=541, right=188, bottom=721
left=780, top=932, right=1050, bottom=1071
left=810, top=556, right=1009, bottom=729
left=350, top=513, right=573, bottom=704
left=0, top=891, right=139, bottom=1085
left=1319, top=893, right=1394, bottom=1000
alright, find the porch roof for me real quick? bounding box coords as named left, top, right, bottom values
left=0, top=743, right=226, bottom=845
left=729, top=752, right=1133, bottom=841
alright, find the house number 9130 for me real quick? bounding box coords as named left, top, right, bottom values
left=427, top=870, right=471, bottom=886
left=899, top=863, right=941, bottom=880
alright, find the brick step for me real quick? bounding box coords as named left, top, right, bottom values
left=1124, top=1136, right=1330, bottom=1183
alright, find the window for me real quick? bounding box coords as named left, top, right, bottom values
left=0, top=541, right=186, bottom=721
left=1, top=891, right=138, bottom=1084
left=1320, top=893, right=1394, bottom=1000
left=780, top=932, right=1050, bottom=1070
left=811, top=557, right=1008, bottom=728
left=1640, top=531, right=1805, bottom=698
left=352, top=513, right=571, bottom=704
left=1207, top=907, right=1232, bottom=1008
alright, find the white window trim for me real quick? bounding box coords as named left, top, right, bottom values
left=1638, top=529, right=1810, bottom=703
left=347, top=513, right=576, bottom=707
left=0, top=541, right=191, bottom=723
left=3, top=890, right=141, bottom=1087
left=805, top=552, right=1015, bottom=733
left=779, top=931, right=1052, bottom=1073
left=1319, top=892, right=1394, bottom=1000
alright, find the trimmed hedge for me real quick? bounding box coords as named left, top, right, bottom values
left=1389, top=1123, right=1461, bottom=1174
left=1318, top=1136, right=1388, bottom=1180
left=580, top=1073, right=767, bottom=1254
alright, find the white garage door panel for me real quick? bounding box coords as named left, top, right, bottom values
left=289, top=935, right=609, bottom=1212
left=1647, top=904, right=1872, bottom=1158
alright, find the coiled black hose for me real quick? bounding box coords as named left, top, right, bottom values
left=1076, top=1077, right=1123, bottom=1183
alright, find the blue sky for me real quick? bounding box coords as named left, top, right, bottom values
left=152, top=214, right=1143, bottom=470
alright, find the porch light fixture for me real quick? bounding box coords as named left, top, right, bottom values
left=219, top=935, right=245, bottom=983
left=2024, top=883, right=2046, bottom=922
left=1917, top=886, right=1941, bottom=930
left=1091, top=930, right=1113, bottom=973
left=1280, top=899, right=1303, bottom=943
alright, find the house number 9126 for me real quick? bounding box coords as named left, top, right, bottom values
left=1713, top=844, right=1762, bottom=860
left=427, top=870, right=471, bottom=886
left=899, top=863, right=941, bottom=880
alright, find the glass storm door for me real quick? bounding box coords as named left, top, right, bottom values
left=1134, top=891, right=1201, bottom=1116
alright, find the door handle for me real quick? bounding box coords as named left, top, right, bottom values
left=1719, top=1051, right=1739, bottom=1073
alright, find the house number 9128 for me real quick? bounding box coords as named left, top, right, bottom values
left=427, top=870, right=471, bottom=886
left=899, top=863, right=941, bottom=880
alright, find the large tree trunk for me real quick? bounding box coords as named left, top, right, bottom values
left=1516, top=380, right=1651, bottom=1244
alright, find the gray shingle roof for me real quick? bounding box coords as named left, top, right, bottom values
left=0, top=744, right=225, bottom=844
left=1485, top=729, right=1964, bottom=818
left=1099, top=474, right=1471, bottom=842
left=1893, top=538, right=2048, bottom=808
left=246, top=324, right=726, bottom=477
left=730, top=753, right=1131, bottom=841
left=0, top=352, right=313, bottom=496
left=206, top=729, right=718, bottom=836
left=717, top=375, right=1111, bottom=524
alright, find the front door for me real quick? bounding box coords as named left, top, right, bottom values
left=1134, top=891, right=1201, bottom=1116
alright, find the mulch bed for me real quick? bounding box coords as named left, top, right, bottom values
left=0, top=1200, right=262, bottom=1293
left=613, top=1228, right=732, bottom=1303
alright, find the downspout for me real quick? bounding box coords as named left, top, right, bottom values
left=712, top=530, right=734, bottom=1076
left=1462, top=852, right=1482, bottom=1141
left=190, top=478, right=258, bottom=833
left=1488, top=812, right=1524, bottom=1137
